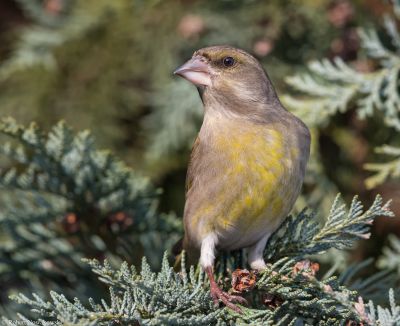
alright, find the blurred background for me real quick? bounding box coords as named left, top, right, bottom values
left=0, top=0, right=400, bottom=318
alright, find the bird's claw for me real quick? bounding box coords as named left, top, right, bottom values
left=210, top=284, right=247, bottom=313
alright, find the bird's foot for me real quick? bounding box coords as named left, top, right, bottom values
left=210, top=283, right=247, bottom=313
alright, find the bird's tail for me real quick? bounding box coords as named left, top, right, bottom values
left=172, top=238, right=184, bottom=271
left=172, top=237, right=183, bottom=257
left=172, top=237, right=200, bottom=271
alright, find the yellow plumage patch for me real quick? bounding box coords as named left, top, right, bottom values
left=191, top=119, right=299, bottom=242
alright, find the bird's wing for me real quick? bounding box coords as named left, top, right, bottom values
left=185, top=136, right=200, bottom=195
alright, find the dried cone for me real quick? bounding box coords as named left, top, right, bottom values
left=231, top=269, right=257, bottom=293
left=177, top=14, right=205, bottom=39
left=107, top=211, right=134, bottom=232
left=292, top=260, right=319, bottom=279
left=62, top=212, right=80, bottom=233
left=262, top=293, right=284, bottom=309
left=328, top=0, right=354, bottom=28
left=44, top=0, right=64, bottom=15
left=253, top=39, right=274, bottom=57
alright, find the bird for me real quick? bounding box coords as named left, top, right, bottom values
left=173, top=45, right=310, bottom=312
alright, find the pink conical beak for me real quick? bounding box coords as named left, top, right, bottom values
left=174, top=56, right=211, bottom=87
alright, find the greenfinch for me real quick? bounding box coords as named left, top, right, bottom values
left=174, top=46, right=310, bottom=312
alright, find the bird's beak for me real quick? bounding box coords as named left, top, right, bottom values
left=174, top=56, right=211, bottom=87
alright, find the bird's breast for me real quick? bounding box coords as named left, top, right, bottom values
left=185, top=116, right=306, bottom=249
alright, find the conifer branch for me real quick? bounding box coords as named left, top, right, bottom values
left=364, top=145, right=400, bottom=189
left=282, top=12, right=400, bottom=131
left=266, top=194, right=393, bottom=261
left=4, top=193, right=397, bottom=325
left=0, top=118, right=181, bottom=316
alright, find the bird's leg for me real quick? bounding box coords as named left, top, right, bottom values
left=248, top=233, right=270, bottom=271
left=200, top=234, right=247, bottom=313
left=205, top=266, right=247, bottom=313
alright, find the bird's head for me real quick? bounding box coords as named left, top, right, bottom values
left=174, top=46, right=278, bottom=111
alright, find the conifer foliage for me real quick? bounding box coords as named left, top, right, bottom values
left=0, top=120, right=396, bottom=324
left=1, top=0, right=400, bottom=325
left=282, top=0, right=400, bottom=190
left=0, top=117, right=180, bottom=317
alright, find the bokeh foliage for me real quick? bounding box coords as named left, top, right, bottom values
left=0, top=0, right=400, bottom=323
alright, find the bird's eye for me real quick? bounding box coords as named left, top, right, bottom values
left=222, top=56, right=235, bottom=67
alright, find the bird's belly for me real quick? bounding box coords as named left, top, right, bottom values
left=214, top=160, right=301, bottom=250
left=216, top=129, right=303, bottom=249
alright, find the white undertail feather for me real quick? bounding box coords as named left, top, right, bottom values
left=247, top=233, right=270, bottom=270
left=200, top=233, right=218, bottom=268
